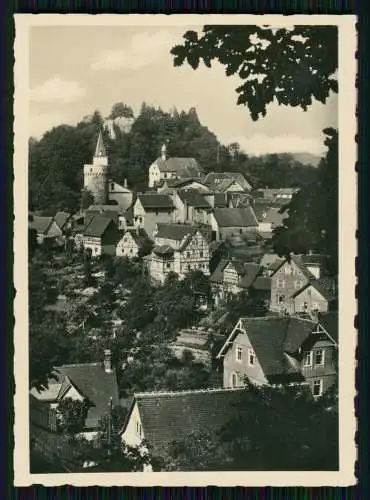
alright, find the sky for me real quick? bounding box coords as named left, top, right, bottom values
left=29, top=25, right=338, bottom=156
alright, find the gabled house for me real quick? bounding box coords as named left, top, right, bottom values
left=210, top=259, right=267, bottom=304
left=133, top=193, right=175, bottom=238
left=108, top=179, right=134, bottom=211
left=257, top=206, right=289, bottom=236
left=148, top=144, right=204, bottom=188
left=204, top=172, right=252, bottom=192
left=172, top=189, right=212, bottom=224
left=217, top=315, right=338, bottom=396
left=269, top=255, right=336, bottom=316
left=210, top=207, right=259, bottom=241
left=119, top=388, right=245, bottom=470
left=29, top=216, right=63, bottom=245
left=30, top=350, right=119, bottom=440
left=54, top=211, right=72, bottom=234
left=157, top=177, right=210, bottom=194
left=116, top=228, right=151, bottom=259
left=144, top=223, right=211, bottom=284
left=82, top=214, right=120, bottom=257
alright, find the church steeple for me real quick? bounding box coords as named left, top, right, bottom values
left=161, top=142, right=167, bottom=161
left=94, top=129, right=107, bottom=158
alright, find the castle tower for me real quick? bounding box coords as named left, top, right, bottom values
left=83, top=129, right=109, bottom=205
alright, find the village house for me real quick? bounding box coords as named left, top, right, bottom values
left=256, top=206, right=289, bottom=239
left=82, top=213, right=120, bottom=257
left=172, top=189, right=212, bottom=225
left=30, top=350, right=119, bottom=441
left=253, top=187, right=299, bottom=202
left=108, top=179, right=134, bottom=212
left=119, top=387, right=245, bottom=470
left=143, top=223, right=211, bottom=284
left=269, top=255, right=335, bottom=316
left=210, top=258, right=269, bottom=305
left=204, top=172, right=252, bottom=192
left=217, top=314, right=338, bottom=397
left=116, top=227, right=151, bottom=259
left=148, top=143, right=204, bottom=188
left=53, top=211, right=73, bottom=234
left=133, top=193, right=175, bottom=238
left=29, top=215, right=64, bottom=246
left=210, top=207, right=259, bottom=241
left=157, top=177, right=211, bottom=194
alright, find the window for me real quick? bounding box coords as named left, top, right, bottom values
left=303, top=351, right=313, bottom=367
left=313, top=379, right=323, bottom=397
left=239, top=229, right=243, bottom=234
left=303, top=301, right=308, bottom=311
left=236, top=346, right=242, bottom=362
left=186, top=252, right=191, bottom=258
left=295, top=280, right=302, bottom=289
left=200, top=251, right=203, bottom=258
left=277, top=279, right=285, bottom=288
left=248, top=348, right=255, bottom=366
left=166, top=263, right=171, bottom=269
left=278, top=295, right=285, bottom=303
left=314, top=349, right=325, bottom=366
left=231, top=372, right=238, bottom=388
left=111, top=182, right=114, bottom=190
left=136, top=420, right=143, bottom=437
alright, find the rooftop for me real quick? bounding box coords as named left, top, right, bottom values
left=138, top=194, right=174, bottom=210
left=213, top=207, right=258, bottom=228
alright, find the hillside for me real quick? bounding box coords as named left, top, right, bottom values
left=28, top=101, right=319, bottom=214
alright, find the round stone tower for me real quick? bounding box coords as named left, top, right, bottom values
left=83, top=129, right=109, bottom=205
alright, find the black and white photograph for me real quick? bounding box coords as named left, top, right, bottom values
left=13, top=14, right=356, bottom=486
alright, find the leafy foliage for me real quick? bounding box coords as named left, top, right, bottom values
left=171, top=26, right=338, bottom=121
left=57, top=398, right=90, bottom=437
left=272, top=128, right=338, bottom=276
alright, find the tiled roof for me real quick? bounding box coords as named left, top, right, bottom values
left=213, top=193, right=228, bottom=208
left=124, top=228, right=151, bottom=246
left=155, top=223, right=195, bottom=241
left=210, top=259, right=262, bottom=289
left=213, top=207, right=258, bottom=228
left=318, top=311, right=338, bottom=344
left=204, top=172, right=252, bottom=191
left=164, top=178, right=208, bottom=189
left=154, top=157, right=203, bottom=177
left=54, top=211, right=71, bottom=230
left=290, top=279, right=337, bottom=302
left=178, top=190, right=210, bottom=208
left=218, top=316, right=321, bottom=382
left=84, top=214, right=116, bottom=237
left=252, top=198, right=272, bottom=221
left=87, top=205, right=122, bottom=214
left=252, top=276, right=271, bottom=291
left=152, top=245, right=174, bottom=257
left=29, top=216, right=53, bottom=234
left=32, top=363, right=119, bottom=429
left=127, top=388, right=245, bottom=459
left=138, top=194, right=174, bottom=210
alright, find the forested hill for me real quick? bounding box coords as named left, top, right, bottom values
left=29, top=102, right=320, bottom=214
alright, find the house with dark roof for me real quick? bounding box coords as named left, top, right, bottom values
left=144, top=223, right=211, bottom=284
left=148, top=143, right=204, bottom=188
left=133, top=193, right=175, bottom=238
left=29, top=216, right=63, bottom=245
left=172, top=189, right=212, bottom=225
left=30, top=350, right=119, bottom=440
left=54, top=211, right=72, bottom=233
left=119, top=387, right=245, bottom=470
left=269, top=255, right=335, bottom=316
left=217, top=315, right=338, bottom=397
left=157, top=177, right=211, bottom=194
left=116, top=227, right=152, bottom=259
left=204, top=172, right=252, bottom=192
left=210, top=258, right=270, bottom=305
left=210, top=207, right=259, bottom=241
left=82, top=214, right=120, bottom=257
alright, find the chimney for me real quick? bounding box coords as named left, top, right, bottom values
left=124, top=178, right=128, bottom=189
left=104, top=349, right=112, bottom=373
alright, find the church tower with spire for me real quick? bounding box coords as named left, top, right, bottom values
left=83, top=129, right=109, bottom=205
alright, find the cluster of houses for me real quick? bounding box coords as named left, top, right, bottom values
left=30, top=131, right=338, bottom=471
